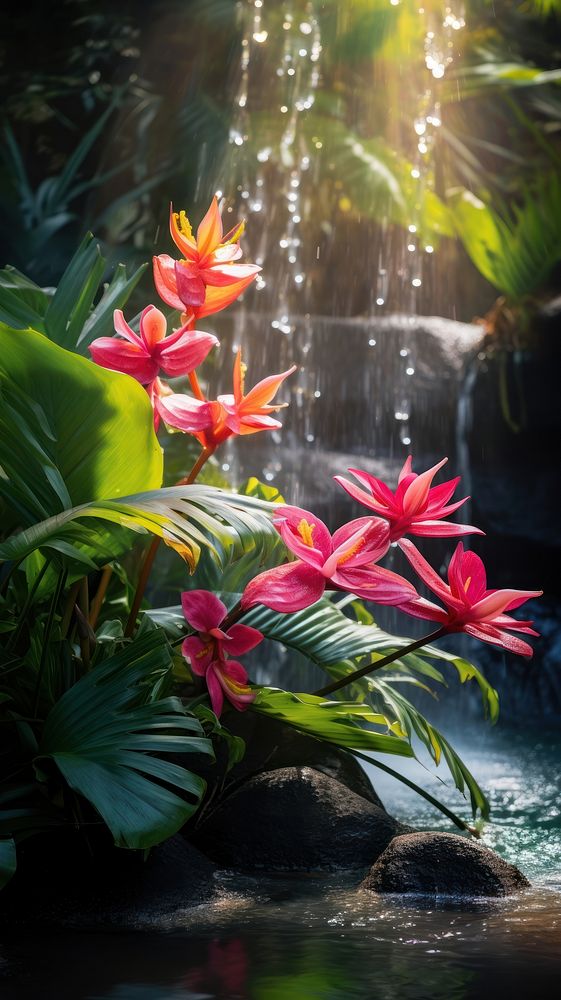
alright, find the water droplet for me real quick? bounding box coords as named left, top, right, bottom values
left=300, top=21, right=312, bottom=34
left=314, top=390, right=321, bottom=398
left=408, top=224, right=417, bottom=233
left=369, top=338, right=377, bottom=346
left=253, top=30, right=268, bottom=43
left=425, top=245, right=434, bottom=254
left=412, top=278, right=422, bottom=287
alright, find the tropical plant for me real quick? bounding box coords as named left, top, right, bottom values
left=0, top=193, right=541, bottom=894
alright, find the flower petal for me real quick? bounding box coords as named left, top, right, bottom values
left=273, top=504, right=332, bottom=568
left=181, top=590, right=226, bottom=631
left=333, top=563, right=419, bottom=606
left=139, top=305, right=167, bottom=350
left=182, top=635, right=214, bottom=674
left=224, top=623, right=263, bottom=656
left=156, top=393, right=213, bottom=433
left=398, top=539, right=463, bottom=609
left=153, top=255, right=186, bottom=311
left=327, top=516, right=390, bottom=574
left=194, top=269, right=261, bottom=318
left=402, top=458, right=448, bottom=516
left=197, top=197, right=224, bottom=261
left=241, top=561, right=326, bottom=613
left=206, top=664, right=225, bottom=716
left=409, top=520, right=484, bottom=538
left=463, top=623, right=535, bottom=658
left=156, top=328, right=219, bottom=377
left=175, top=262, right=206, bottom=308
left=89, top=337, right=157, bottom=384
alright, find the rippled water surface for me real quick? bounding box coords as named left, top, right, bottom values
left=2, top=727, right=560, bottom=999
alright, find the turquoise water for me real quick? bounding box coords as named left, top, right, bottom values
left=1, top=726, right=560, bottom=999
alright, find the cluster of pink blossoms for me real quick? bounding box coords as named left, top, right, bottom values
left=88, top=197, right=541, bottom=719
left=89, top=197, right=294, bottom=438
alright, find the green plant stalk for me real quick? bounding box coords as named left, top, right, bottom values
left=32, top=568, right=67, bottom=717
left=348, top=747, right=480, bottom=837
left=313, top=627, right=447, bottom=697
left=6, top=558, right=51, bottom=651
left=124, top=445, right=215, bottom=638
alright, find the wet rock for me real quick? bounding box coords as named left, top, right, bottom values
left=360, top=832, right=530, bottom=898
left=191, top=766, right=407, bottom=871
left=0, top=833, right=218, bottom=929
left=219, top=712, right=386, bottom=809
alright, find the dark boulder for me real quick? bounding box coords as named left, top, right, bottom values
left=0, top=833, right=218, bottom=929
left=220, top=712, right=386, bottom=809
left=360, top=831, right=529, bottom=898
left=191, top=766, right=407, bottom=871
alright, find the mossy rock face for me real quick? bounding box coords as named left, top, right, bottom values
left=360, top=832, right=530, bottom=898
left=191, top=766, right=407, bottom=871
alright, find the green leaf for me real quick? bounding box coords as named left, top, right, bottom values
left=36, top=628, right=212, bottom=849
left=0, top=486, right=277, bottom=580
left=44, top=234, right=105, bottom=349
left=251, top=686, right=414, bottom=756
left=0, top=325, right=163, bottom=529
left=364, top=678, right=489, bottom=818
left=0, top=838, right=16, bottom=889
left=450, top=176, right=561, bottom=299
left=242, top=596, right=498, bottom=718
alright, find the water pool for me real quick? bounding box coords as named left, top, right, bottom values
left=1, top=726, right=560, bottom=999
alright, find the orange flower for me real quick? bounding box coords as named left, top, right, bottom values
left=153, top=198, right=261, bottom=319
left=156, top=350, right=296, bottom=449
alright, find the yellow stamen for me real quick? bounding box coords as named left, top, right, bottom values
left=337, top=535, right=367, bottom=565
left=239, top=359, right=247, bottom=396
left=464, top=576, right=472, bottom=593
left=175, top=210, right=194, bottom=242
left=223, top=220, right=245, bottom=246
left=297, top=519, right=316, bottom=547
left=195, top=643, right=212, bottom=660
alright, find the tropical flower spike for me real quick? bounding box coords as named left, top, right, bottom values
left=335, top=456, right=483, bottom=541
left=153, top=197, right=261, bottom=320
left=181, top=590, right=263, bottom=716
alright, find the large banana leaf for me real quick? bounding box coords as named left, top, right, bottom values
left=250, top=687, right=413, bottom=757
left=0, top=325, right=162, bottom=530
left=35, top=628, right=213, bottom=849
left=0, top=486, right=278, bottom=575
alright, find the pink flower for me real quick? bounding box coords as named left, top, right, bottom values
left=335, top=456, right=482, bottom=542
left=241, top=504, right=418, bottom=613
left=397, top=539, right=542, bottom=657
left=89, top=305, right=218, bottom=385
left=156, top=350, right=296, bottom=449
left=153, top=199, right=261, bottom=319
left=181, top=590, right=262, bottom=716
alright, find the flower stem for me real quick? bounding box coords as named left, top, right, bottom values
left=312, top=627, right=447, bottom=698
left=188, top=370, right=205, bottom=401
left=124, top=444, right=215, bottom=637
left=88, top=565, right=113, bottom=629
